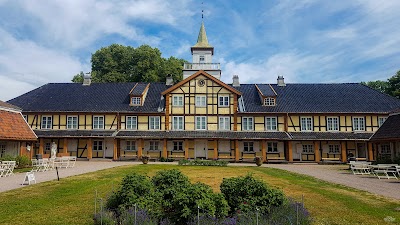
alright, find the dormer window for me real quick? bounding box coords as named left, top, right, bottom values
left=264, top=97, right=275, bottom=106
left=131, top=97, right=141, bottom=106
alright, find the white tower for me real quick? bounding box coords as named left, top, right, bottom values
left=183, top=22, right=221, bottom=79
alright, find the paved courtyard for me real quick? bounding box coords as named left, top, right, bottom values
left=0, top=161, right=399, bottom=201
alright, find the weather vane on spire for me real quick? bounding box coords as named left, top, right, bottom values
left=201, top=2, right=204, bottom=20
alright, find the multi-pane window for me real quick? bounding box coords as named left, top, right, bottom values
left=219, top=117, right=230, bottom=130
left=126, top=141, right=136, bottom=151
left=41, top=116, right=52, bottom=129
left=0, top=144, right=5, bottom=158
left=328, top=144, right=340, bottom=154
left=267, top=142, right=278, bottom=153
left=172, top=95, right=183, bottom=106
left=242, top=117, right=254, bottom=131
left=243, top=142, right=254, bottom=152
left=126, top=116, right=137, bottom=130
left=93, top=116, right=104, bottom=129
left=195, top=95, right=206, bottom=107
left=131, top=97, right=141, bottom=105
left=265, top=117, right=277, bottom=131
left=378, top=117, right=387, bottom=127
left=218, top=96, right=229, bottom=107
left=93, top=140, right=103, bottom=151
left=149, top=141, right=159, bottom=151
left=67, top=116, right=78, bottom=129
left=149, top=116, right=160, bottom=130
left=264, top=97, right=275, bottom=106
left=327, top=117, right=339, bottom=131
left=353, top=117, right=365, bottom=131
left=195, top=116, right=207, bottom=130
left=44, top=143, right=51, bottom=154
left=173, top=116, right=184, bottom=130
left=380, top=144, right=391, bottom=154
left=301, top=117, right=313, bottom=131
left=173, top=141, right=183, bottom=151
left=302, top=144, right=314, bottom=153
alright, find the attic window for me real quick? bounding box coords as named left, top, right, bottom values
left=264, top=97, right=275, bottom=106
left=131, top=97, right=141, bottom=106
left=199, top=55, right=205, bottom=62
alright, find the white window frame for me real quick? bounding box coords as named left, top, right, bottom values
left=195, top=116, right=207, bottom=130
left=219, top=116, right=230, bottom=130
left=149, top=141, right=159, bottom=151
left=131, top=97, right=141, bottom=106
left=328, top=144, right=340, bottom=154
left=301, top=117, right=313, bottom=131
left=265, top=117, right=277, bottom=131
left=126, top=140, right=136, bottom=151
left=327, top=117, right=339, bottom=131
left=267, top=142, right=278, bottom=153
left=243, top=142, right=254, bottom=152
left=173, top=141, right=184, bottom=151
left=378, top=117, right=387, bottom=127
left=172, top=116, right=184, bottom=130
left=302, top=144, right=314, bottom=153
left=126, top=116, right=137, bottom=130
left=199, top=55, right=205, bottom=63
left=242, top=117, right=254, bottom=131
left=67, top=116, right=78, bottom=129
left=195, top=95, right=206, bottom=107
left=264, top=97, right=275, bottom=106
left=218, top=95, right=229, bottom=107
left=149, top=116, right=160, bottom=130
left=41, top=116, right=52, bottom=129
left=353, top=117, right=365, bottom=131
left=172, top=95, right=183, bottom=107
left=93, top=116, right=104, bottom=129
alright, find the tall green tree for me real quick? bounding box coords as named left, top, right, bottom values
left=72, top=44, right=186, bottom=83
left=361, top=80, right=389, bottom=94
left=387, top=70, right=400, bottom=99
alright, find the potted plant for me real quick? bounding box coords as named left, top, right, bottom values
left=255, top=156, right=263, bottom=166
left=141, top=155, right=150, bottom=164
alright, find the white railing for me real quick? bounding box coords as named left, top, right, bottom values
left=184, top=63, right=220, bottom=70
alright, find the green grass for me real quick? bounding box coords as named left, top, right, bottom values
left=0, top=164, right=399, bottom=225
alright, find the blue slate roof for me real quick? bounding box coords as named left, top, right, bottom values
left=130, top=83, right=149, bottom=95
left=256, top=84, right=276, bottom=97
left=8, top=82, right=167, bottom=113
left=234, top=83, right=400, bottom=113
left=8, top=82, right=400, bottom=113
left=370, top=113, right=400, bottom=141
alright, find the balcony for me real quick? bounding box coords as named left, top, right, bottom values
left=183, top=63, right=220, bottom=70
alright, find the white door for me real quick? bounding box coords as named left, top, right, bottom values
left=104, top=138, right=114, bottom=158
left=293, top=144, right=302, bottom=161
left=195, top=140, right=207, bottom=159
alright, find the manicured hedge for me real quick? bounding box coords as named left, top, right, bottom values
left=178, top=159, right=229, bottom=166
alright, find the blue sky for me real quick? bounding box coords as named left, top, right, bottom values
left=1, top=0, right=400, bottom=101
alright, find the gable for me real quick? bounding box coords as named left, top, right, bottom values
left=161, top=70, right=241, bottom=96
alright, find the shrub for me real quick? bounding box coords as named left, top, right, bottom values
left=0, top=155, right=15, bottom=161
left=178, top=159, right=229, bottom=167
left=160, top=157, right=174, bottom=162
left=16, top=155, right=31, bottom=168
left=220, top=174, right=285, bottom=215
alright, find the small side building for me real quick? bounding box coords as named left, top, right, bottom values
left=370, top=110, right=400, bottom=162
left=0, top=100, right=37, bottom=158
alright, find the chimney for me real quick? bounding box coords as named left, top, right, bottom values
left=277, top=75, right=286, bottom=86
left=83, top=72, right=91, bottom=86
left=232, top=75, right=240, bottom=87
left=166, top=74, right=174, bottom=86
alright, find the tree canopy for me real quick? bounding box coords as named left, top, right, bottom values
left=362, top=70, right=400, bottom=99
left=72, top=44, right=187, bottom=83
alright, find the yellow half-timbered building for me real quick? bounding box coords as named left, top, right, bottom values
left=8, top=22, right=400, bottom=163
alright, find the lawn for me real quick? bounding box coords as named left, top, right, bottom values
left=0, top=164, right=399, bottom=225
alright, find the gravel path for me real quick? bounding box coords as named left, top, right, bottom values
left=1, top=161, right=399, bottom=201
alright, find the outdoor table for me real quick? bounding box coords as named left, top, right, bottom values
left=368, top=165, right=398, bottom=179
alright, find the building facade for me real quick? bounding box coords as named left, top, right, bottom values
left=8, top=23, right=400, bottom=162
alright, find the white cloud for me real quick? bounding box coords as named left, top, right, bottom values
left=0, top=29, right=88, bottom=100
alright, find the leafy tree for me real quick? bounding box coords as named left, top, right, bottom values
left=361, top=80, right=389, bottom=94
left=387, top=70, right=400, bottom=99
left=73, top=44, right=186, bottom=83
left=72, top=71, right=84, bottom=83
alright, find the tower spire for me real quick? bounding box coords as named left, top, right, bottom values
left=192, top=21, right=212, bottom=48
